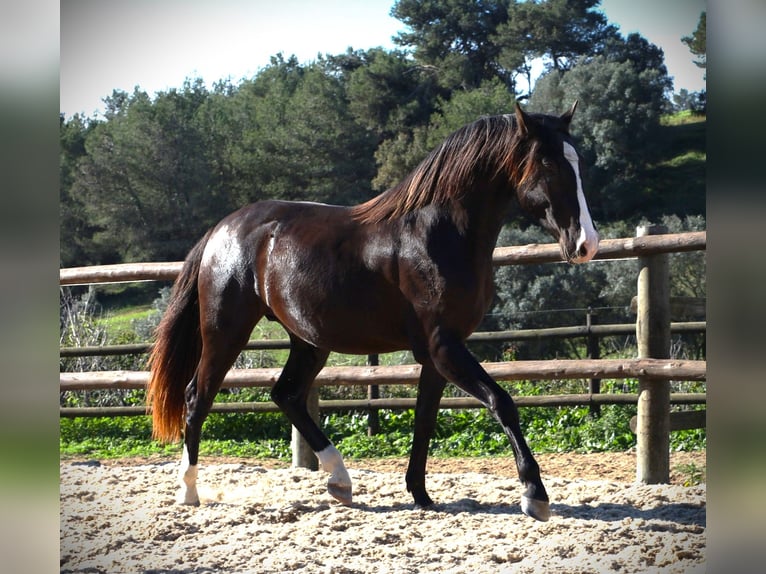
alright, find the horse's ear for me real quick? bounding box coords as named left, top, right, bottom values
left=560, top=100, right=578, bottom=130
left=515, top=103, right=535, bottom=137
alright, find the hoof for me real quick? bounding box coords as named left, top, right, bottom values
left=412, top=492, right=435, bottom=510
left=328, top=482, right=352, bottom=505
left=521, top=495, right=550, bottom=521
left=177, top=483, right=200, bottom=506
left=177, top=493, right=200, bottom=506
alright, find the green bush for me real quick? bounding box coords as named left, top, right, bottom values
left=60, top=395, right=705, bottom=460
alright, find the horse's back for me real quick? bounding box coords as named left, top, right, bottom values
left=199, top=199, right=412, bottom=353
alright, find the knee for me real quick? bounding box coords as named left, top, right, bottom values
left=426, top=332, right=461, bottom=377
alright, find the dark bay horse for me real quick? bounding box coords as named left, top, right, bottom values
left=147, top=104, right=598, bottom=521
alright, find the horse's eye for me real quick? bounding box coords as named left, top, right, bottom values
left=541, top=158, right=555, bottom=170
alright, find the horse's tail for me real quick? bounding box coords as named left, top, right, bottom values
left=147, top=229, right=214, bottom=443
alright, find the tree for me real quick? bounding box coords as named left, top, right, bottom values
left=229, top=57, right=378, bottom=207
left=372, top=78, right=516, bottom=191
left=63, top=56, right=381, bottom=265
left=392, top=0, right=511, bottom=91
left=529, top=34, right=671, bottom=221
left=602, top=32, right=670, bottom=84
left=494, top=0, right=618, bottom=91
left=72, top=81, right=224, bottom=262
left=682, top=11, right=706, bottom=78
left=596, top=215, right=706, bottom=359
left=598, top=215, right=705, bottom=312
left=487, top=215, right=705, bottom=361
left=391, top=0, right=618, bottom=100
left=485, top=225, right=608, bottom=360
left=672, top=88, right=694, bottom=111
left=60, top=113, right=99, bottom=266
left=671, top=88, right=706, bottom=114
left=339, top=48, right=441, bottom=142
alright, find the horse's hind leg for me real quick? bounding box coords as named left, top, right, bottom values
left=270, top=336, right=353, bottom=504
left=178, top=288, right=264, bottom=505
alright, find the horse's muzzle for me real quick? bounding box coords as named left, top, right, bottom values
left=566, top=225, right=599, bottom=264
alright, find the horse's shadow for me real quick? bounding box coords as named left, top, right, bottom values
left=353, top=498, right=706, bottom=529
left=551, top=501, right=706, bottom=529
left=354, top=498, right=520, bottom=516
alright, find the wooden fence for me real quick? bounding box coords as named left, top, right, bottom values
left=60, top=229, right=706, bottom=483
left=59, top=231, right=706, bottom=285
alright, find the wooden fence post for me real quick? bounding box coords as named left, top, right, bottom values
left=291, top=385, right=319, bottom=470
left=635, top=224, right=671, bottom=483
left=586, top=308, right=601, bottom=417
left=367, top=354, right=380, bottom=436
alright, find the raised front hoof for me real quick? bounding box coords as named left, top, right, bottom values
left=328, top=482, right=352, bottom=505
left=521, top=495, right=550, bottom=522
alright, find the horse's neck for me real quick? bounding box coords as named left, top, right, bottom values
left=459, top=187, right=514, bottom=256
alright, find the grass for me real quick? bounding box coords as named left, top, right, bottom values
left=659, top=150, right=705, bottom=169
left=96, top=305, right=154, bottom=335
left=60, top=379, right=706, bottom=462
left=674, top=462, right=706, bottom=487
left=660, top=110, right=705, bottom=127
left=635, top=113, right=705, bottom=220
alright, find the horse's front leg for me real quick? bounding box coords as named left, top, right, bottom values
left=429, top=331, right=550, bottom=521
left=406, top=363, right=447, bottom=508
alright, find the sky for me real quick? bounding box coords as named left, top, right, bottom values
left=60, top=0, right=706, bottom=119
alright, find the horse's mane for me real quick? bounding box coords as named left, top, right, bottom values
left=350, top=114, right=540, bottom=224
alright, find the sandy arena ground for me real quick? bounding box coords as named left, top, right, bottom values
left=60, top=451, right=706, bottom=573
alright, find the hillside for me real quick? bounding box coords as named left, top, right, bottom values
left=640, top=114, right=706, bottom=221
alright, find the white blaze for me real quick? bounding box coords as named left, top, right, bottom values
left=562, top=141, right=599, bottom=262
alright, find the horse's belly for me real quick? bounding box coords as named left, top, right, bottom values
left=266, top=271, right=410, bottom=354
left=274, top=307, right=410, bottom=355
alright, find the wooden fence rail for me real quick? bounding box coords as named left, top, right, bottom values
left=61, top=393, right=706, bottom=418
left=59, top=231, right=706, bottom=285
left=59, top=321, right=705, bottom=357
left=59, top=358, right=706, bottom=392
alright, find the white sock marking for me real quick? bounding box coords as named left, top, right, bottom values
left=178, top=445, right=200, bottom=505
left=316, top=444, right=351, bottom=488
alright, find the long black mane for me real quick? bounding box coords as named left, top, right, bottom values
left=350, top=114, right=540, bottom=224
